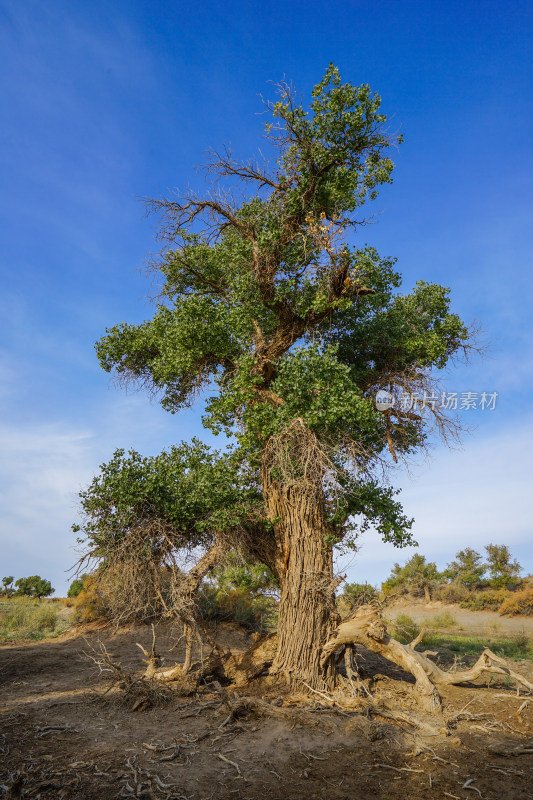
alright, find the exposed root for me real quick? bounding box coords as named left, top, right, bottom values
left=136, top=623, right=161, bottom=679
left=152, top=630, right=277, bottom=689
left=216, top=690, right=332, bottom=729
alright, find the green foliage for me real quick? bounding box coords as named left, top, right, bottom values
left=197, top=553, right=278, bottom=633
left=444, top=547, right=485, bottom=590
left=208, top=553, right=278, bottom=597
left=337, top=582, right=377, bottom=616
left=195, top=556, right=275, bottom=632
left=14, top=576, right=54, bottom=599
left=442, top=545, right=522, bottom=591
left=67, top=574, right=89, bottom=598
left=90, top=66, right=473, bottom=555
left=484, top=544, right=522, bottom=588
left=382, top=553, right=441, bottom=599
left=388, top=613, right=421, bottom=644
left=74, top=440, right=265, bottom=565
left=1, top=576, right=14, bottom=597
left=76, top=67, right=477, bottom=632
left=196, top=584, right=277, bottom=633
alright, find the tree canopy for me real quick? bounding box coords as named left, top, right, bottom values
left=14, top=576, right=54, bottom=600
left=382, top=553, right=441, bottom=601
left=444, top=547, right=486, bottom=589
left=484, top=544, right=522, bottom=588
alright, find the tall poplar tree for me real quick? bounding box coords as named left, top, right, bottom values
left=80, top=66, right=473, bottom=689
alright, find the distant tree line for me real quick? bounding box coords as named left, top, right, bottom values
left=338, top=544, right=527, bottom=615
left=1, top=575, right=54, bottom=600
left=381, top=544, right=522, bottom=600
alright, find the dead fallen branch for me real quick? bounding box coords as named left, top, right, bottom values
left=321, top=605, right=533, bottom=712
left=82, top=639, right=173, bottom=710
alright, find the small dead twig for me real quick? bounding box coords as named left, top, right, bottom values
left=299, top=746, right=326, bottom=761
left=217, top=753, right=242, bottom=777
left=373, top=763, right=424, bottom=774
left=462, top=778, right=484, bottom=797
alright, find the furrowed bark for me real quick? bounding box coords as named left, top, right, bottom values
left=262, top=467, right=338, bottom=690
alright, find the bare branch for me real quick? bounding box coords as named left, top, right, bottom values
left=145, top=191, right=256, bottom=243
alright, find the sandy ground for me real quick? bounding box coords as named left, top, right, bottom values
left=1, top=615, right=532, bottom=800
left=387, top=600, right=533, bottom=636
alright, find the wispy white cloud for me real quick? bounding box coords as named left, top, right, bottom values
left=0, top=389, right=221, bottom=594
left=0, top=423, right=96, bottom=592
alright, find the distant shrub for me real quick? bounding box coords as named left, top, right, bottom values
left=459, top=589, right=508, bottom=611
left=0, top=599, right=59, bottom=640
left=433, top=582, right=472, bottom=604
left=499, top=587, right=533, bottom=616
left=195, top=554, right=278, bottom=633
left=197, top=584, right=277, bottom=633
left=337, top=582, right=377, bottom=616
left=426, top=611, right=457, bottom=629
left=388, top=613, right=421, bottom=644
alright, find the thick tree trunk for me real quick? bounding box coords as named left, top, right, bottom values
left=262, top=470, right=338, bottom=690
left=424, top=585, right=431, bottom=604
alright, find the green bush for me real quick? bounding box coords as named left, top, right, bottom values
left=337, top=582, right=377, bottom=616
left=196, top=554, right=278, bottom=633
left=67, top=574, right=90, bottom=598
left=388, top=613, right=421, bottom=644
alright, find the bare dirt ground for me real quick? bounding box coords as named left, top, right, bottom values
left=1, top=619, right=532, bottom=800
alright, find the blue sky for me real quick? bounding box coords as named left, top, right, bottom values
left=1, top=0, right=532, bottom=595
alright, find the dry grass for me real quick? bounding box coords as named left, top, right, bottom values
left=0, top=597, right=69, bottom=641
